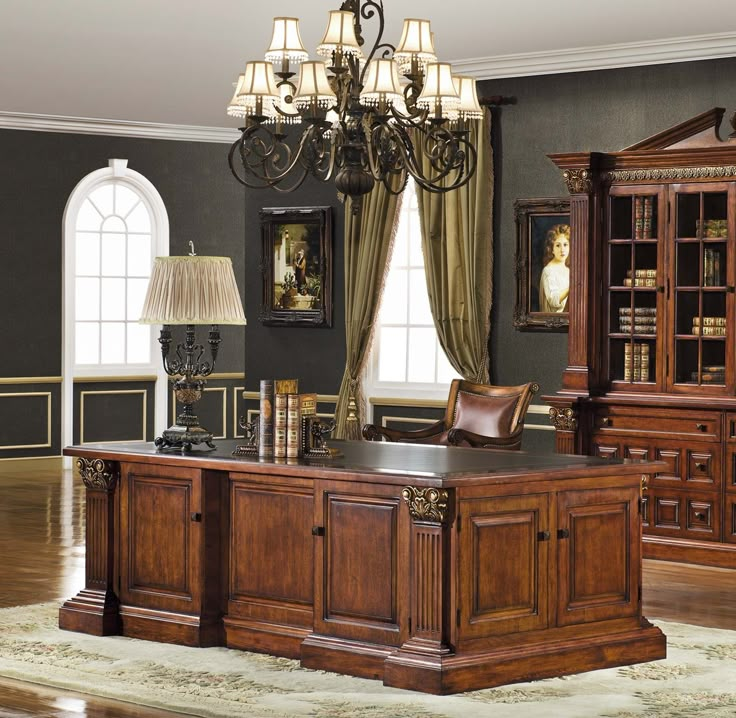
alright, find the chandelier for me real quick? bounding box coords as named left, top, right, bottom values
left=226, top=0, right=482, bottom=210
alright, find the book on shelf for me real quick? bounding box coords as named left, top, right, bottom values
left=623, top=342, right=650, bottom=382
left=629, top=269, right=657, bottom=279
left=619, top=323, right=656, bottom=334
left=274, top=378, right=299, bottom=395
left=619, top=307, right=657, bottom=317
left=696, top=219, right=728, bottom=237
left=286, top=392, right=318, bottom=458
left=692, top=325, right=727, bottom=336
left=623, top=277, right=657, bottom=288
left=642, top=197, right=653, bottom=239
left=619, top=314, right=656, bottom=324
left=258, top=379, right=274, bottom=457
left=634, top=197, right=643, bottom=240
left=692, top=371, right=725, bottom=383
left=692, top=316, right=726, bottom=327
left=703, top=248, right=722, bottom=287
left=273, top=392, right=288, bottom=458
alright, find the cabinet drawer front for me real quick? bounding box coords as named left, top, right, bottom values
left=726, top=447, right=736, bottom=491
left=648, top=489, right=721, bottom=542
left=591, top=435, right=722, bottom=491
left=726, top=414, right=736, bottom=442
left=593, top=408, right=721, bottom=441
left=726, top=496, right=736, bottom=544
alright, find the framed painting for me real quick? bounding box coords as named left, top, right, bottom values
left=259, top=206, right=332, bottom=327
left=513, top=197, right=571, bottom=331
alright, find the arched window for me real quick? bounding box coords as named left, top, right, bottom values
left=62, top=159, right=169, bottom=448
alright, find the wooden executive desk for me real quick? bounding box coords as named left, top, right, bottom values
left=60, top=440, right=666, bottom=694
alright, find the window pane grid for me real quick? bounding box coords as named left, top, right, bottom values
left=374, top=181, right=457, bottom=388
left=74, top=181, right=153, bottom=368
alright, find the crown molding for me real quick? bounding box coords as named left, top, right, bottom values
left=453, top=32, right=736, bottom=79
left=0, top=111, right=240, bottom=144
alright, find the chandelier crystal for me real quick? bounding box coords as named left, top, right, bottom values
left=227, top=0, right=481, bottom=211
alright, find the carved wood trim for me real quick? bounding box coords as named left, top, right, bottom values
left=604, top=166, right=736, bottom=182
left=401, top=487, right=450, bottom=525
left=549, top=407, right=578, bottom=432
left=563, top=169, right=593, bottom=194
left=77, top=457, right=119, bottom=491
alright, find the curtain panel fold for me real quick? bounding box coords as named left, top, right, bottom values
left=333, top=184, right=402, bottom=439
left=416, top=109, right=494, bottom=384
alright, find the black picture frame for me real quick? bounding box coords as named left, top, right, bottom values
left=259, top=206, right=333, bottom=327
left=513, top=197, right=571, bottom=331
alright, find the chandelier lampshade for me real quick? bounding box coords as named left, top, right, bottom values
left=394, top=18, right=436, bottom=73
left=294, top=61, right=338, bottom=110
left=453, top=74, right=484, bottom=121
left=234, top=61, right=280, bottom=119
left=416, top=62, right=460, bottom=118
left=265, top=17, right=309, bottom=65
left=317, top=10, right=363, bottom=60
left=226, top=0, right=480, bottom=209
left=226, top=73, right=247, bottom=118
left=361, top=59, right=404, bottom=109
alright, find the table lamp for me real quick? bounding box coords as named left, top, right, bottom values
left=139, top=245, right=246, bottom=451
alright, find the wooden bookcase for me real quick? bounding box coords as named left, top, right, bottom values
left=545, top=108, right=736, bottom=568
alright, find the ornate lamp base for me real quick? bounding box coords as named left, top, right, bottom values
left=155, top=424, right=216, bottom=452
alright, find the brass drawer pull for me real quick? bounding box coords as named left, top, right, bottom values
left=600, top=417, right=610, bottom=427
left=695, top=423, right=706, bottom=432
left=537, top=530, right=550, bottom=541
left=694, top=512, right=706, bottom=521
left=695, top=462, right=707, bottom=471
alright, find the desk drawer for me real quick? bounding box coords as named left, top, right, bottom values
left=593, top=407, right=720, bottom=442
left=642, top=488, right=721, bottom=542
left=590, top=437, right=721, bottom=491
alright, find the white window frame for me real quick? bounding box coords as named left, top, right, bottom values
left=363, top=181, right=458, bottom=415
left=62, top=159, right=169, bottom=451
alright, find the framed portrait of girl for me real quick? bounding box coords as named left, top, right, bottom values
left=513, top=197, right=571, bottom=331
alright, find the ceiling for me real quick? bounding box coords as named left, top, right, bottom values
left=0, top=0, right=734, bottom=129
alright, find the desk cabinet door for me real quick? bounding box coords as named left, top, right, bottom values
left=556, top=486, right=640, bottom=627
left=313, top=481, right=409, bottom=647
left=119, top=463, right=204, bottom=614
left=458, top=493, right=551, bottom=639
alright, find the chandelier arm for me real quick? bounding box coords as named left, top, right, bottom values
left=356, top=0, right=396, bottom=85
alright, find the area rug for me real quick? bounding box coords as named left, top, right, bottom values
left=0, top=604, right=734, bottom=717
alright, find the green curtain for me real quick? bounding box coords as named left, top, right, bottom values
left=333, top=182, right=402, bottom=439
left=415, top=109, right=494, bottom=383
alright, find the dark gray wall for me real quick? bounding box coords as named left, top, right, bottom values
left=2, top=55, right=735, bottom=455
left=479, top=56, right=736, bottom=397
left=243, top=183, right=346, bottom=395
left=0, top=130, right=246, bottom=376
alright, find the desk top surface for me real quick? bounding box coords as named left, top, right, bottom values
left=64, top=439, right=661, bottom=487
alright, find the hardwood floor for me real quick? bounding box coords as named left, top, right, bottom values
left=0, top=461, right=734, bottom=716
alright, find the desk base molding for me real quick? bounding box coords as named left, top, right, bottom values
left=119, top=605, right=222, bottom=647
left=58, top=589, right=121, bottom=636
left=301, top=634, right=396, bottom=681
left=224, top=616, right=311, bottom=659
left=383, top=621, right=667, bottom=695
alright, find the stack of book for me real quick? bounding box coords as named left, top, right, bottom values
left=619, top=306, right=657, bottom=334
left=692, top=316, right=726, bottom=336
left=634, top=197, right=654, bottom=239
left=691, top=365, right=725, bottom=384
left=623, top=269, right=656, bottom=288
left=703, top=248, right=722, bottom=287
left=624, top=342, right=651, bottom=382
left=259, top=378, right=317, bottom=458
left=696, top=219, right=727, bottom=238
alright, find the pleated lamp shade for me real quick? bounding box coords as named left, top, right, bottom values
left=139, top=256, right=246, bottom=325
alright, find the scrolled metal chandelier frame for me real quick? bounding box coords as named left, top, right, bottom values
left=227, top=0, right=483, bottom=211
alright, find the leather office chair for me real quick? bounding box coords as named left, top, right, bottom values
left=362, top=380, right=539, bottom=450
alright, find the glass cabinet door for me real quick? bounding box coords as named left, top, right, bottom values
left=669, top=183, right=734, bottom=393
left=606, top=187, right=664, bottom=390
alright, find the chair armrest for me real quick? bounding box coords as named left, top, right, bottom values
left=362, top=419, right=445, bottom=443
left=447, top=427, right=522, bottom=451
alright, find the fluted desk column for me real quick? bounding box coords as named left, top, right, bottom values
left=59, top=458, right=121, bottom=636
left=384, top=486, right=454, bottom=693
